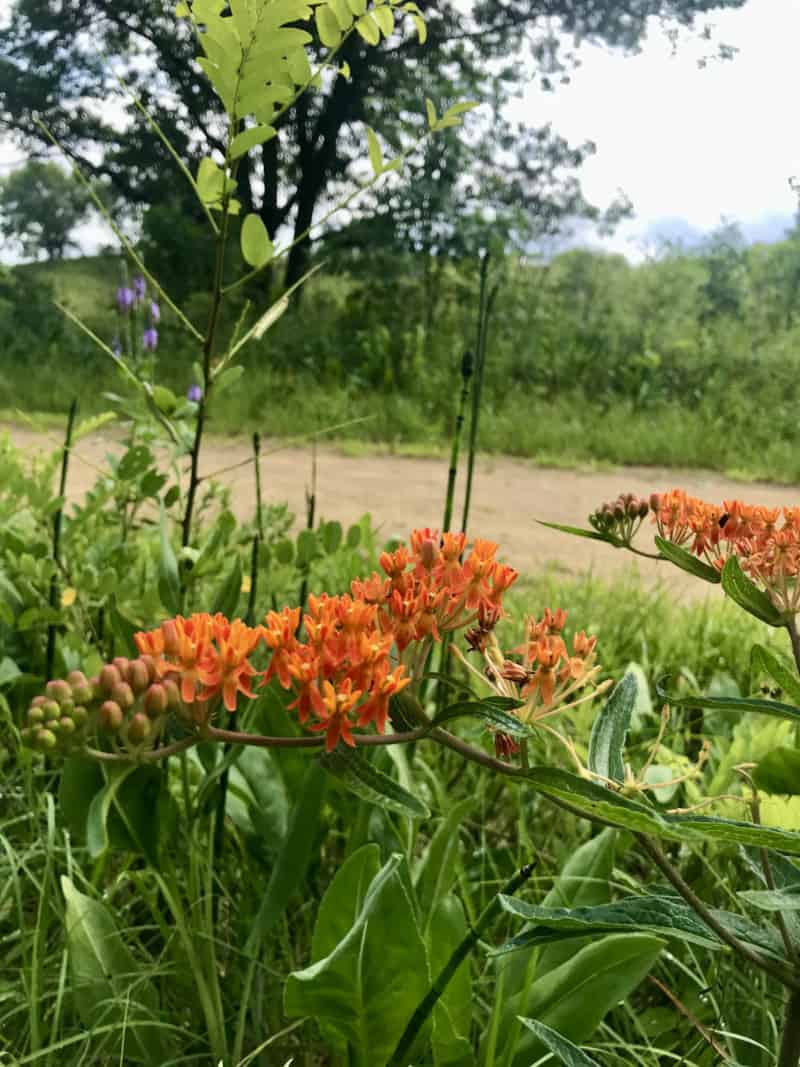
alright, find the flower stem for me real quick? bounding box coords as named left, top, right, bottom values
left=778, top=990, right=800, bottom=1067
left=46, top=399, right=77, bottom=678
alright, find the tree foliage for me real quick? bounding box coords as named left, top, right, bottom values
left=0, top=161, right=91, bottom=260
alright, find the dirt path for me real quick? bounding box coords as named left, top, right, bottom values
left=8, top=423, right=800, bottom=598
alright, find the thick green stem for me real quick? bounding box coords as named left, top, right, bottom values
left=386, top=860, right=536, bottom=1067
left=779, top=991, right=800, bottom=1067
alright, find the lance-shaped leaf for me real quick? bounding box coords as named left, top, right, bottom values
left=656, top=676, right=800, bottom=725
left=538, top=519, right=624, bottom=548
left=319, top=748, right=430, bottom=818
left=432, top=696, right=530, bottom=737
left=750, top=643, right=800, bottom=704
left=739, top=884, right=800, bottom=911
left=654, top=535, right=720, bottom=583
left=495, top=895, right=723, bottom=953
left=517, top=1019, right=601, bottom=1067
left=721, top=555, right=785, bottom=626
left=588, top=670, right=637, bottom=786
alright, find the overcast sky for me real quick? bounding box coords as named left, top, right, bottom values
left=1, top=0, right=797, bottom=262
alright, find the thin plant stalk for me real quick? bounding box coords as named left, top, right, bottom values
left=461, top=251, right=490, bottom=535
left=46, top=399, right=77, bottom=679
left=386, top=860, right=537, bottom=1066
left=253, top=432, right=264, bottom=541
left=296, top=441, right=317, bottom=627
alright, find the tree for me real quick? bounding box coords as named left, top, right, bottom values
left=0, top=0, right=746, bottom=284
left=0, top=161, right=91, bottom=260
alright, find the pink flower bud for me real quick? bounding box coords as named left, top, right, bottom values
left=144, top=683, right=168, bottom=717
left=99, top=664, right=122, bottom=694
left=99, top=701, right=124, bottom=732
left=127, top=659, right=151, bottom=693
left=46, top=679, right=72, bottom=705
left=127, top=712, right=151, bottom=744
left=110, top=682, right=135, bottom=709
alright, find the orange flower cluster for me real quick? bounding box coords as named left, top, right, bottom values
left=651, top=489, right=800, bottom=611
left=135, top=612, right=261, bottom=714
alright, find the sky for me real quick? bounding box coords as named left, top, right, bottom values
left=1, top=0, right=798, bottom=262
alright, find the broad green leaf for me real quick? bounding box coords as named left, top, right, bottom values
left=518, top=1019, right=600, bottom=1066
left=246, top=762, right=327, bottom=950
left=151, top=384, right=177, bottom=415
left=229, top=123, right=277, bottom=158
left=520, top=765, right=800, bottom=853
left=61, top=877, right=168, bottom=1064
left=538, top=519, right=624, bottom=548
left=87, top=764, right=138, bottom=859
left=496, top=894, right=722, bottom=952
left=414, top=797, right=474, bottom=922
left=320, top=520, right=343, bottom=554
left=196, top=156, right=224, bottom=204
left=654, top=535, right=720, bottom=583
left=313, top=844, right=382, bottom=961
left=753, top=747, right=800, bottom=795
left=588, top=670, right=637, bottom=786
left=432, top=696, right=529, bottom=736
left=211, top=553, right=242, bottom=618
left=0, top=656, right=20, bottom=687
left=721, top=554, right=785, bottom=626
left=157, top=501, right=181, bottom=614
left=213, top=363, right=245, bottom=394
left=319, top=748, right=430, bottom=818
left=492, top=934, right=664, bottom=1067
left=366, top=126, right=383, bottom=176
left=327, top=0, right=352, bottom=30
left=429, top=894, right=474, bottom=1067
left=346, top=0, right=366, bottom=13
left=227, top=745, right=289, bottom=845
left=316, top=4, right=342, bottom=46
left=354, top=11, right=379, bottom=43
left=656, top=677, right=800, bottom=725
left=750, top=643, right=800, bottom=704
left=373, top=3, right=394, bottom=36
left=296, top=528, right=318, bottom=567
left=739, top=884, right=800, bottom=911
left=240, top=212, right=274, bottom=268
left=285, top=853, right=430, bottom=1061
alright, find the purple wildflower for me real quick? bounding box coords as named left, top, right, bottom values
left=150, top=301, right=160, bottom=324
left=117, top=286, right=134, bottom=313
left=187, top=384, right=203, bottom=403
left=142, top=327, right=158, bottom=351
left=133, top=275, right=147, bottom=300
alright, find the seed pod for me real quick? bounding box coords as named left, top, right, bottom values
left=99, top=664, right=122, bottom=694
left=46, top=679, right=72, bottom=705
left=42, top=700, right=61, bottom=722
left=98, top=700, right=124, bottom=733
left=110, top=681, right=135, bottom=710
left=71, top=705, right=89, bottom=728
left=127, top=712, right=151, bottom=744
left=144, top=683, right=168, bottom=718
left=127, top=659, right=151, bottom=693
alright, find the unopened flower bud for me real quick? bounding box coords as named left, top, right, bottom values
left=638, top=499, right=649, bottom=518
left=419, top=538, right=437, bottom=570
left=71, top=705, right=89, bottom=728
left=99, top=700, right=124, bottom=732
left=99, top=664, right=122, bottom=694
left=42, top=700, right=60, bottom=722
left=59, top=716, right=76, bottom=735
left=30, top=695, right=47, bottom=709
left=127, top=659, right=151, bottom=693
left=625, top=496, right=641, bottom=519
left=649, top=493, right=661, bottom=512
left=112, top=657, right=130, bottom=678
left=144, top=683, right=168, bottom=717
left=46, top=679, right=72, bottom=705
left=501, top=659, right=529, bottom=683
left=613, top=503, right=625, bottom=521
left=163, top=678, right=181, bottom=709
left=138, top=654, right=157, bottom=683
left=28, top=705, right=45, bottom=725
left=36, top=728, right=57, bottom=751
left=162, top=620, right=180, bottom=656
left=110, top=681, right=135, bottom=709
left=127, top=712, right=151, bottom=744
left=67, top=670, right=92, bottom=704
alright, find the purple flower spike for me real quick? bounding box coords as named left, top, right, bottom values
left=142, top=327, right=158, bottom=351
left=150, top=301, right=160, bottom=324
left=187, top=384, right=202, bottom=403
left=133, top=276, right=147, bottom=300
left=117, top=286, right=134, bottom=313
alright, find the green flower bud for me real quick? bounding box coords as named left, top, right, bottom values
left=66, top=670, right=88, bottom=689
left=42, top=700, right=61, bottom=722
left=127, top=712, right=151, bottom=744
left=110, top=681, right=135, bottom=709
left=127, top=659, right=151, bottom=693
left=35, top=728, right=57, bottom=751
left=144, top=683, right=168, bottom=718
left=67, top=671, right=93, bottom=704
left=99, top=700, right=124, bottom=733
left=99, top=664, right=122, bottom=694
left=30, top=695, right=47, bottom=709
left=59, top=716, right=76, bottom=735
left=58, top=698, right=75, bottom=717
left=27, top=705, right=45, bottom=725
left=71, top=705, right=89, bottom=728
left=46, top=679, right=72, bottom=705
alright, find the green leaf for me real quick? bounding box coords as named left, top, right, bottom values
left=0, top=656, right=21, bottom=687
left=751, top=643, right=800, bottom=704
left=538, top=519, right=624, bottom=548
left=327, top=0, right=352, bottom=30
left=230, top=123, right=277, bottom=158
left=196, top=156, right=224, bottom=204
left=16, top=606, right=62, bottom=630
left=411, top=12, right=426, bottom=42
left=211, top=553, right=242, bottom=618
left=654, top=535, right=721, bottom=583
left=366, top=126, right=383, bottom=176
left=425, top=97, right=437, bottom=128
left=316, top=5, right=342, bottom=45
left=414, top=798, right=474, bottom=922
left=739, top=884, right=800, bottom=911
left=240, top=212, right=274, bottom=268
left=319, top=748, right=430, bottom=818
left=429, top=894, right=474, bottom=1067
left=432, top=696, right=530, bottom=736
left=517, top=1019, right=600, bottom=1067
left=157, top=501, right=181, bottom=614
left=721, top=554, right=785, bottom=626
left=312, top=844, right=382, bottom=960
left=753, top=747, right=800, bottom=795
left=588, top=670, right=637, bottom=786
left=246, top=762, right=327, bottom=951
left=496, top=894, right=722, bottom=953
left=87, top=764, right=139, bottom=860
left=285, top=853, right=431, bottom=1062
left=373, top=3, right=394, bottom=36
left=354, top=11, right=379, bottom=43
left=61, top=877, right=168, bottom=1064
left=320, top=520, right=343, bottom=554
left=656, top=676, right=800, bottom=725
left=443, top=101, right=480, bottom=118
left=296, top=528, right=318, bottom=567
left=214, top=364, right=245, bottom=394
left=491, top=934, right=664, bottom=1067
